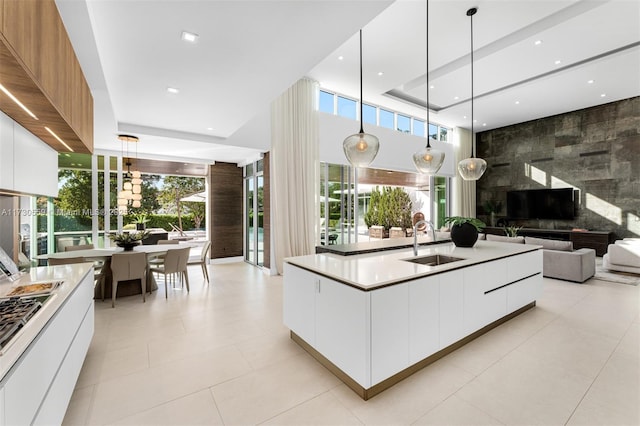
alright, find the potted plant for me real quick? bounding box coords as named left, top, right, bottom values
left=483, top=200, right=503, bottom=227
left=504, top=225, right=522, bottom=237
left=132, top=213, right=149, bottom=231
left=443, top=216, right=486, bottom=247
left=108, top=230, right=150, bottom=251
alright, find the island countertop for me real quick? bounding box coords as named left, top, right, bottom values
left=0, top=263, right=93, bottom=380
left=285, top=240, right=541, bottom=291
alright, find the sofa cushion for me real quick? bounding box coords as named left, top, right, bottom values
left=525, top=236, right=573, bottom=251
left=486, top=234, right=525, bottom=244
left=607, top=243, right=640, bottom=268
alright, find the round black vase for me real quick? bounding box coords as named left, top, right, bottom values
left=136, top=223, right=146, bottom=231
left=450, top=223, right=479, bottom=247
left=117, top=241, right=140, bottom=251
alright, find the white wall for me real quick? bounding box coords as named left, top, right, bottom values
left=319, top=113, right=455, bottom=175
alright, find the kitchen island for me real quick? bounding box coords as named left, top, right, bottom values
left=284, top=240, right=542, bottom=400
left=0, top=263, right=94, bottom=425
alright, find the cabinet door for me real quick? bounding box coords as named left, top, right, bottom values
left=315, top=278, right=368, bottom=387
left=283, top=263, right=316, bottom=346
left=507, top=273, right=542, bottom=312
left=439, top=269, right=465, bottom=349
left=507, top=250, right=542, bottom=282
left=13, top=122, right=58, bottom=197
left=0, top=112, right=14, bottom=190
left=409, top=275, right=439, bottom=364
left=371, top=283, right=409, bottom=385
left=463, top=260, right=508, bottom=333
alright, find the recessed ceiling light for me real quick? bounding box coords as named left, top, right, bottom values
left=207, top=127, right=214, bottom=131
left=338, top=55, right=344, bottom=61
left=534, top=40, right=542, bottom=46
left=600, top=93, right=606, bottom=97
left=167, top=87, right=179, bottom=94
left=378, top=71, right=384, bottom=76
left=515, top=101, right=520, bottom=105
left=463, top=115, right=467, bottom=119
left=554, top=60, right=561, bottom=65
left=482, top=123, right=487, bottom=126
left=454, top=96, right=459, bottom=100
left=587, top=79, right=594, bottom=84
left=181, top=31, right=199, bottom=43
left=429, top=85, right=435, bottom=89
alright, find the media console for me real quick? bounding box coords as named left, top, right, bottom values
left=482, top=227, right=615, bottom=256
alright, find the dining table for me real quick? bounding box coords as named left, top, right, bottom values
left=37, top=244, right=193, bottom=299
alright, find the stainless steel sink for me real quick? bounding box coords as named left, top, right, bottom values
left=403, top=254, right=464, bottom=266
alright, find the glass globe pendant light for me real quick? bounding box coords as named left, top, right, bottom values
left=413, top=0, right=445, bottom=175
left=457, top=7, right=487, bottom=181
left=343, top=29, right=379, bottom=168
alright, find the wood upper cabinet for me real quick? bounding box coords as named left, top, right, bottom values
left=0, top=0, right=93, bottom=153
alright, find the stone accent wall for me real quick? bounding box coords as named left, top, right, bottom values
left=476, top=97, right=639, bottom=238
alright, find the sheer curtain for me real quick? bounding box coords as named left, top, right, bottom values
left=452, top=127, right=476, bottom=218
left=271, top=78, right=319, bottom=274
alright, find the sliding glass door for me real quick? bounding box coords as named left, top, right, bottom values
left=244, top=160, right=264, bottom=267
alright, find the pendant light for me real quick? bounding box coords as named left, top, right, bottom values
left=343, top=29, right=379, bottom=168
left=116, top=134, right=143, bottom=212
left=457, top=7, right=487, bottom=181
left=413, top=0, right=445, bottom=175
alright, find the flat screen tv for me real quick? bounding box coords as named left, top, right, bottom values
left=507, top=188, right=575, bottom=220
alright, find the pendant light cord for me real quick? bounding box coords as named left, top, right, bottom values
left=468, top=7, right=476, bottom=158
left=425, top=0, right=431, bottom=149
left=359, top=29, right=365, bottom=135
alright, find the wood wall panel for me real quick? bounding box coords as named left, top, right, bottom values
left=209, top=162, right=243, bottom=259
left=263, top=152, right=270, bottom=269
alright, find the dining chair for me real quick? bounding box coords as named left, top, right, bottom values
left=63, top=243, right=107, bottom=299
left=148, top=239, right=180, bottom=271
left=187, top=240, right=211, bottom=283
left=149, top=247, right=190, bottom=298
left=110, top=252, right=147, bottom=308
left=49, top=256, right=107, bottom=300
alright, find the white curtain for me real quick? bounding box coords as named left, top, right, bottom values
left=271, top=78, right=319, bottom=274
left=452, top=127, right=476, bottom=218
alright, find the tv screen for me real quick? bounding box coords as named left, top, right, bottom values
left=507, top=188, right=575, bottom=220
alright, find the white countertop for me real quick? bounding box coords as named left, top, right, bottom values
left=0, top=263, right=93, bottom=380
left=285, top=240, right=541, bottom=290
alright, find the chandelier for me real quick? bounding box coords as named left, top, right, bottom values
left=116, top=134, right=142, bottom=213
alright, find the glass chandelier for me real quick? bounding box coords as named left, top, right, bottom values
left=343, top=29, right=380, bottom=168
left=457, top=7, right=487, bottom=181
left=413, top=0, right=445, bottom=175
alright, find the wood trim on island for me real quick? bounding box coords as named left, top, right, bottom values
left=291, top=301, right=536, bottom=400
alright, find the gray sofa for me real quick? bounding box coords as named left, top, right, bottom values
left=484, top=234, right=595, bottom=283
left=524, top=236, right=595, bottom=283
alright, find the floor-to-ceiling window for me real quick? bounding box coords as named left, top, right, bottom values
left=244, top=159, right=264, bottom=267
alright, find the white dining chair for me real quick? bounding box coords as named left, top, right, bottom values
left=149, top=247, right=190, bottom=298
left=187, top=240, right=211, bottom=283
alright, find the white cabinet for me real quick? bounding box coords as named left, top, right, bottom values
left=408, top=276, right=439, bottom=364
left=371, top=283, right=408, bottom=385
left=439, top=269, right=465, bottom=348
left=1, top=271, right=93, bottom=426
left=283, top=263, right=316, bottom=345
left=463, top=259, right=508, bottom=333
left=507, top=250, right=542, bottom=282
left=507, top=274, right=542, bottom=312
left=316, top=278, right=368, bottom=386
left=0, top=111, right=58, bottom=197
left=0, top=112, right=14, bottom=189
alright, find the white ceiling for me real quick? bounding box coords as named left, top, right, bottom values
left=56, top=0, right=640, bottom=166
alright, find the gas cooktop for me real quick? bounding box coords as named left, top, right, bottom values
left=0, top=297, right=46, bottom=353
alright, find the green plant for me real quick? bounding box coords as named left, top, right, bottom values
left=108, top=230, right=150, bottom=244
left=443, top=216, right=486, bottom=232
left=364, top=186, right=412, bottom=231
left=132, top=213, right=149, bottom=224
left=504, top=226, right=522, bottom=237
left=483, top=200, right=503, bottom=214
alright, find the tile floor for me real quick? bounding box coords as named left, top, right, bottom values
left=63, top=262, right=639, bottom=425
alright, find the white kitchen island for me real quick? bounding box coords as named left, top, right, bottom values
left=0, top=263, right=94, bottom=425
left=284, top=240, right=542, bottom=400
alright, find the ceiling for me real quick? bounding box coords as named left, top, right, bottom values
left=56, top=0, right=640, bottom=168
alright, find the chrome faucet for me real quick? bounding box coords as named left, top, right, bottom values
left=413, top=219, right=436, bottom=256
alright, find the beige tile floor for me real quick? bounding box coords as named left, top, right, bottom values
left=63, top=262, right=639, bottom=426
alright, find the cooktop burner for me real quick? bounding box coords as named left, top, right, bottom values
left=0, top=297, right=44, bottom=352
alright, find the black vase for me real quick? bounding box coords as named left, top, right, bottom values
left=136, top=223, right=146, bottom=231
left=117, top=241, right=140, bottom=251
left=450, top=223, right=479, bottom=247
